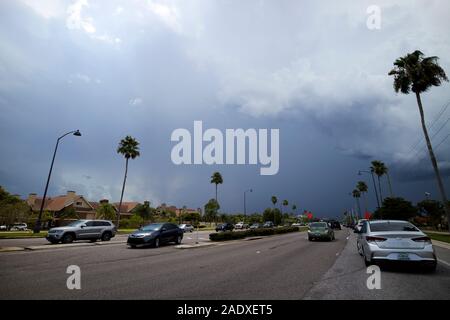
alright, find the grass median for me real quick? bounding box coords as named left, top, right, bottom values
left=426, top=232, right=450, bottom=244
left=0, top=231, right=48, bottom=239
left=209, top=226, right=307, bottom=241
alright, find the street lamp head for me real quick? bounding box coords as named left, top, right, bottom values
left=73, top=130, right=82, bottom=137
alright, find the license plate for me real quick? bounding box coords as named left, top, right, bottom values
left=398, top=253, right=410, bottom=260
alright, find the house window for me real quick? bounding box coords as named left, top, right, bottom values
left=76, top=201, right=82, bottom=206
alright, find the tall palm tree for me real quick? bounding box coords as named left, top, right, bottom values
left=210, top=172, right=223, bottom=204
left=271, top=196, right=277, bottom=208
left=371, top=160, right=385, bottom=204
left=357, top=181, right=368, bottom=214
left=116, top=136, right=140, bottom=227
left=389, top=50, right=450, bottom=231
left=292, top=204, right=297, bottom=215
left=352, top=189, right=362, bottom=219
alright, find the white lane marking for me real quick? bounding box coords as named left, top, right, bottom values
left=438, top=258, right=450, bottom=268
left=187, top=237, right=192, bottom=240
left=346, top=236, right=350, bottom=240
left=256, top=251, right=260, bottom=254
left=336, top=253, right=339, bottom=256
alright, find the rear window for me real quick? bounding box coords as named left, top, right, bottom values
left=310, top=222, right=327, bottom=228
left=369, top=222, right=419, bottom=232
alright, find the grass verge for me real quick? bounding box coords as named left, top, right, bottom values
left=426, top=232, right=450, bottom=244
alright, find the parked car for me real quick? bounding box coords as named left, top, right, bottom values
left=0, top=225, right=7, bottom=231
left=263, top=221, right=274, bottom=228
left=127, top=223, right=183, bottom=248
left=235, top=222, right=249, bottom=229
left=329, top=220, right=341, bottom=230
left=10, top=223, right=28, bottom=231
left=46, top=220, right=116, bottom=244
left=355, top=220, right=437, bottom=271
left=249, top=223, right=263, bottom=230
left=179, top=224, right=194, bottom=233
left=308, top=222, right=335, bottom=241
left=291, top=223, right=302, bottom=227
left=216, top=223, right=234, bottom=232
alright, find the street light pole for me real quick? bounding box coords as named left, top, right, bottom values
left=358, top=170, right=380, bottom=209
left=244, top=189, right=252, bottom=223
left=33, top=130, right=82, bottom=233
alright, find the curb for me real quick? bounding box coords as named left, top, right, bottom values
left=175, top=243, right=217, bottom=249
left=432, top=239, right=450, bottom=250
left=0, top=247, right=26, bottom=253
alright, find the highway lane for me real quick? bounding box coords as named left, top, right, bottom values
left=0, top=230, right=347, bottom=299
left=304, top=232, right=450, bottom=300
left=1, top=228, right=449, bottom=299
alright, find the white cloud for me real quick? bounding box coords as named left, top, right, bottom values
left=66, top=0, right=96, bottom=34
left=148, top=1, right=181, bottom=33
left=129, top=98, right=143, bottom=106
left=21, top=0, right=65, bottom=19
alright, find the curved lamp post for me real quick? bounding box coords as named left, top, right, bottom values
left=33, top=130, right=82, bottom=233
left=244, top=189, right=253, bottom=222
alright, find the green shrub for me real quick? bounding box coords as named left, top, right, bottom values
left=209, top=226, right=300, bottom=241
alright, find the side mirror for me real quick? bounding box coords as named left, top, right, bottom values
left=81, top=224, right=86, bottom=228
left=161, top=228, right=167, bottom=232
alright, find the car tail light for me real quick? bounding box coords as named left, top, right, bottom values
left=366, top=236, right=386, bottom=242
left=412, top=236, right=431, bottom=243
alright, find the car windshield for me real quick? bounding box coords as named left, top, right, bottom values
left=310, top=222, right=327, bottom=228
left=67, top=220, right=86, bottom=227
left=369, top=222, right=419, bottom=232
left=141, top=224, right=163, bottom=231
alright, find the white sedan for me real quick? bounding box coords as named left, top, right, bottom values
left=179, top=224, right=194, bottom=232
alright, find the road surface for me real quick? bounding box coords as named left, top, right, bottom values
left=0, top=229, right=449, bottom=299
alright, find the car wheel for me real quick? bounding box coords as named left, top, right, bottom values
left=49, top=240, right=59, bottom=244
left=357, top=242, right=363, bottom=256
left=308, top=236, right=312, bottom=241
left=62, top=233, right=74, bottom=244
left=424, top=261, right=437, bottom=273
left=129, top=244, right=136, bottom=249
left=363, top=250, right=372, bottom=266
left=101, top=232, right=111, bottom=241
left=154, top=237, right=160, bottom=248
left=175, top=235, right=182, bottom=244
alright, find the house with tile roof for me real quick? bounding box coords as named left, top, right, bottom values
left=26, top=191, right=96, bottom=225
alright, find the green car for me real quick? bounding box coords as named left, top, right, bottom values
left=308, top=222, right=335, bottom=241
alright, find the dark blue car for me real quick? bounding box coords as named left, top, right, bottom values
left=127, top=223, right=183, bottom=248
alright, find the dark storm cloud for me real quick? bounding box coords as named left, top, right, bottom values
left=1, top=0, right=449, bottom=216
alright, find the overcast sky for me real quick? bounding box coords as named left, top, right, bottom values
left=1, top=0, right=449, bottom=217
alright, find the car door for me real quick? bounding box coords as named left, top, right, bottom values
left=78, top=221, right=98, bottom=239
left=359, top=221, right=369, bottom=253
left=160, top=223, right=173, bottom=243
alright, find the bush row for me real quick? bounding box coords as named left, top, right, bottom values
left=209, top=226, right=300, bottom=241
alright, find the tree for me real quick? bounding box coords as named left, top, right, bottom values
left=389, top=50, right=450, bottom=232
left=273, top=208, right=282, bottom=225
left=373, top=197, right=417, bottom=220
left=292, top=204, right=297, bottom=215
left=204, top=199, right=220, bottom=225
left=210, top=172, right=223, bottom=204
left=370, top=160, right=386, bottom=203
left=357, top=181, right=368, bottom=214
left=95, top=203, right=116, bottom=221
left=417, top=200, right=445, bottom=229
left=134, top=201, right=153, bottom=225
left=352, top=189, right=362, bottom=219
left=116, top=136, right=140, bottom=228
left=0, top=188, right=31, bottom=226
left=271, top=196, right=277, bottom=207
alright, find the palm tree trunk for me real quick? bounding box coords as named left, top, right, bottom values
left=215, top=184, right=218, bottom=203
left=356, top=198, right=361, bottom=219
left=386, top=172, right=394, bottom=197
left=117, top=157, right=128, bottom=228
left=377, top=176, right=383, bottom=205
left=363, top=192, right=368, bottom=215
left=416, top=92, right=450, bottom=232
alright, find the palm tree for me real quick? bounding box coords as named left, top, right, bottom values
left=116, top=136, right=140, bottom=228
left=389, top=50, right=450, bottom=231
left=210, top=172, right=223, bottom=204
left=292, top=204, right=297, bottom=215
left=371, top=160, right=385, bottom=204
left=271, top=196, right=277, bottom=208
left=352, top=189, right=362, bottom=219
left=357, top=181, right=368, bottom=215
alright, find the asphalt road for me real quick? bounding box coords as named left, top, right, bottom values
left=0, top=229, right=449, bottom=299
